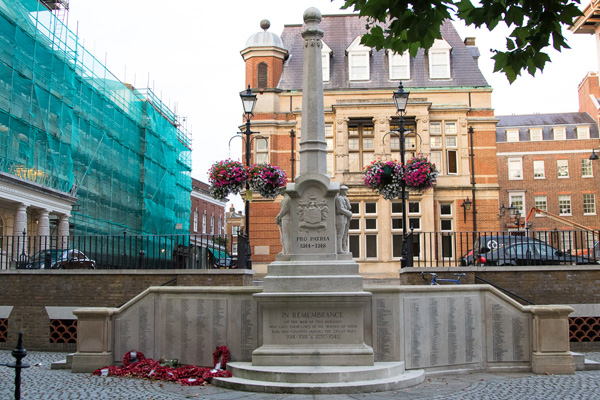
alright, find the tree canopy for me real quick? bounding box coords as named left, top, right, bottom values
left=340, top=0, right=584, bottom=83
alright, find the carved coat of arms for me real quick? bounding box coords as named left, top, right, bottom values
left=298, top=195, right=328, bottom=232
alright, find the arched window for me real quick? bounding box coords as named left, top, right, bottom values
left=257, top=62, right=268, bottom=88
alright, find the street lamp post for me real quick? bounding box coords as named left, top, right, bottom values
left=239, top=85, right=258, bottom=270
left=392, top=82, right=412, bottom=268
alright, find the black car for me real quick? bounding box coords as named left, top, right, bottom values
left=460, top=235, right=547, bottom=266
left=481, top=242, right=597, bottom=266
left=22, top=249, right=96, bottom=269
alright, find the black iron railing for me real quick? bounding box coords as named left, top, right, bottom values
left=1, top=229, right=598, bottom=270
left=0, top=232, right=240, bottom=270
left=407, top=229, right=600, bottom=267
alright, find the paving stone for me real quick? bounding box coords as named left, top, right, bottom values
left=2, top=351, right=600, bottom=399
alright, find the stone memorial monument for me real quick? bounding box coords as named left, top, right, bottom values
left=252, top=7, right=373, bottom=367
left=221, top=7, right=424, bottom=392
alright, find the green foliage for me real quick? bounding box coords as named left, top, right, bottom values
left=340, top=0, right=583, bottom=83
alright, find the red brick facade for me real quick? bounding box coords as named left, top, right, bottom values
left=496, top=115, right=600, bottom=235
left=190, top=178, right=226, bottom=235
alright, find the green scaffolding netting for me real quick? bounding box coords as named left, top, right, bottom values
left=0, top=0, right=192, bottom=235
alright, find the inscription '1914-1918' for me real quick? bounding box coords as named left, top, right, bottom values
left=297, top=236, right=330, bottom=249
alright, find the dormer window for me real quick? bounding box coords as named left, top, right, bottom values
left=388, top=50, right=410, bottom=80
left=347, top=36, right=371, bottom=81
left=322, top=41, right=332, bottom=82
left=428, top=39, right=452, bottom=79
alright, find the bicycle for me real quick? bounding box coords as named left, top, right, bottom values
left=421, top=272, right=465, bottom=285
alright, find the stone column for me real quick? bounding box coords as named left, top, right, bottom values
left=58, top=214, right=70, bottom=249
left=12, top=203, right=27, bottom=263
left=298, top=8, right=328, bottom=175
left=37, top=209, right=50, bottom=251
left=375, top=116, right=390, bottom=160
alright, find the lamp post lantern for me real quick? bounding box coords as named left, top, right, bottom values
left=240, top=85, right=258, bottom=269
left=393, top=82, right=412, bottom=268
left=461, top=197, right=472, bottom=223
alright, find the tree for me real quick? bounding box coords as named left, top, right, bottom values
left=340, top=0, right=583, bottom=83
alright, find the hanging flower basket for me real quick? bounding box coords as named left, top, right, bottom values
left=248, top=163, right=287, bottom=199
left=208, top=159, right=248, bottom=201
left=404, top=154, right=438, bottom=193
left=363, top=159, right=404, bottom=200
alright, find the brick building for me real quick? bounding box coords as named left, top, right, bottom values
left=225, top=204, right=244, bottom=257
left=240, top=15, right=500, bottom=277
left=190, top=178, right=226, bottom=236
left=495, top=113, right=600, bottom=248
left=189, top=178, right=228, bottom=268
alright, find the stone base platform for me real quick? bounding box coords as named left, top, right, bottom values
left=212, top=362, right=425, bottom=394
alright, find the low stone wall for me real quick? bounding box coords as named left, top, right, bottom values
left=72, top=284, right=574, bottom=375
left=0, top=269, right=253, bottom=351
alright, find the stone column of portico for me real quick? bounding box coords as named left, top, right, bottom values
left=58, top=214, right=70, bottom=249
left=37, top=209, right=50, bottom=251
left=336, top=117, right=349, bottom=172
left=13, top=203, right=28, bottom=264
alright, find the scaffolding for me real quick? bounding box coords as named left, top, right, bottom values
left=0, top=0, right=192, bottom=235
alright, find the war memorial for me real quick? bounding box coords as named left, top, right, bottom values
left=70, top=8, right=575, bottom=394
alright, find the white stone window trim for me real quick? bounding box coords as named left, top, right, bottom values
left=533, top=160, right=545, bottom=179
left=506, top=129, right=519, bottom=142
left=322, top=41, right=332, bottom=82
left=582, top=158, right=594, bottom=178
left=553, top=127, right=566, bottom=141
left=444, top=121, right=458, bottom=135
left=583, top=193, right=596, bottom=216
left=534, top=195, right=547, bottom=217
left=388, top=49, right=410, bottom=80
left=347, top=36, right=371, bottom=81
left=430, top=122, right=442, bottom=135
left=508, top=192, right=526, bottom=215
left=557, top=159, right=569, bottom=179
left=529, top=128, right=543, bottom=141
left=508, top=157, right=523, bottom=180
left=428, top=38, right=452, bottom=80
left=558, top=194, right=572, bottom=216
left=255, top=137, right=269, bottom=164
left=577, top=126, right=590, bottom=140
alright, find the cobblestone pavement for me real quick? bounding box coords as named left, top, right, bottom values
left=1, top=351, right=599, bottom=399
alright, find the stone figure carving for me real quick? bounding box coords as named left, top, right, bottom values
left=335, top=186, right=353, bottom=254
left=297, top=195, right=328, bottom=232
left=275, top=194, right=291, bottom=254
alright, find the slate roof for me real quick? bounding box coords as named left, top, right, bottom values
left=496, top=112, right=599, bottom=142
left=497, top=112, right=597, bottom=127
left=278, top=14, right=489, bottom=91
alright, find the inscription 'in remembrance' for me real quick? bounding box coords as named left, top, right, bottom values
left=269, top=311, right=357, bottom=341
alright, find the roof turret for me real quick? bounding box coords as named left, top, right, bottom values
left=244, top=19, right=285, bottom=49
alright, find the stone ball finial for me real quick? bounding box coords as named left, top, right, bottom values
left=303, top=7, right=322, bottom=23
left=260, top=19, right=271, bottom=31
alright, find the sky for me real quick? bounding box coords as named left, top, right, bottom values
left=64, top=0, right=598, bottom=202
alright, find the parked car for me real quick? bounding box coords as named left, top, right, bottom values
left=21, top=249, right=96, bottom=269
left=572, top=241, right=600, bottom=260
left=214, top=257, right=236, bottom=269
left=480, top=242, right=597, bottom=266
left=460, top=235, right=547, bottom=266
